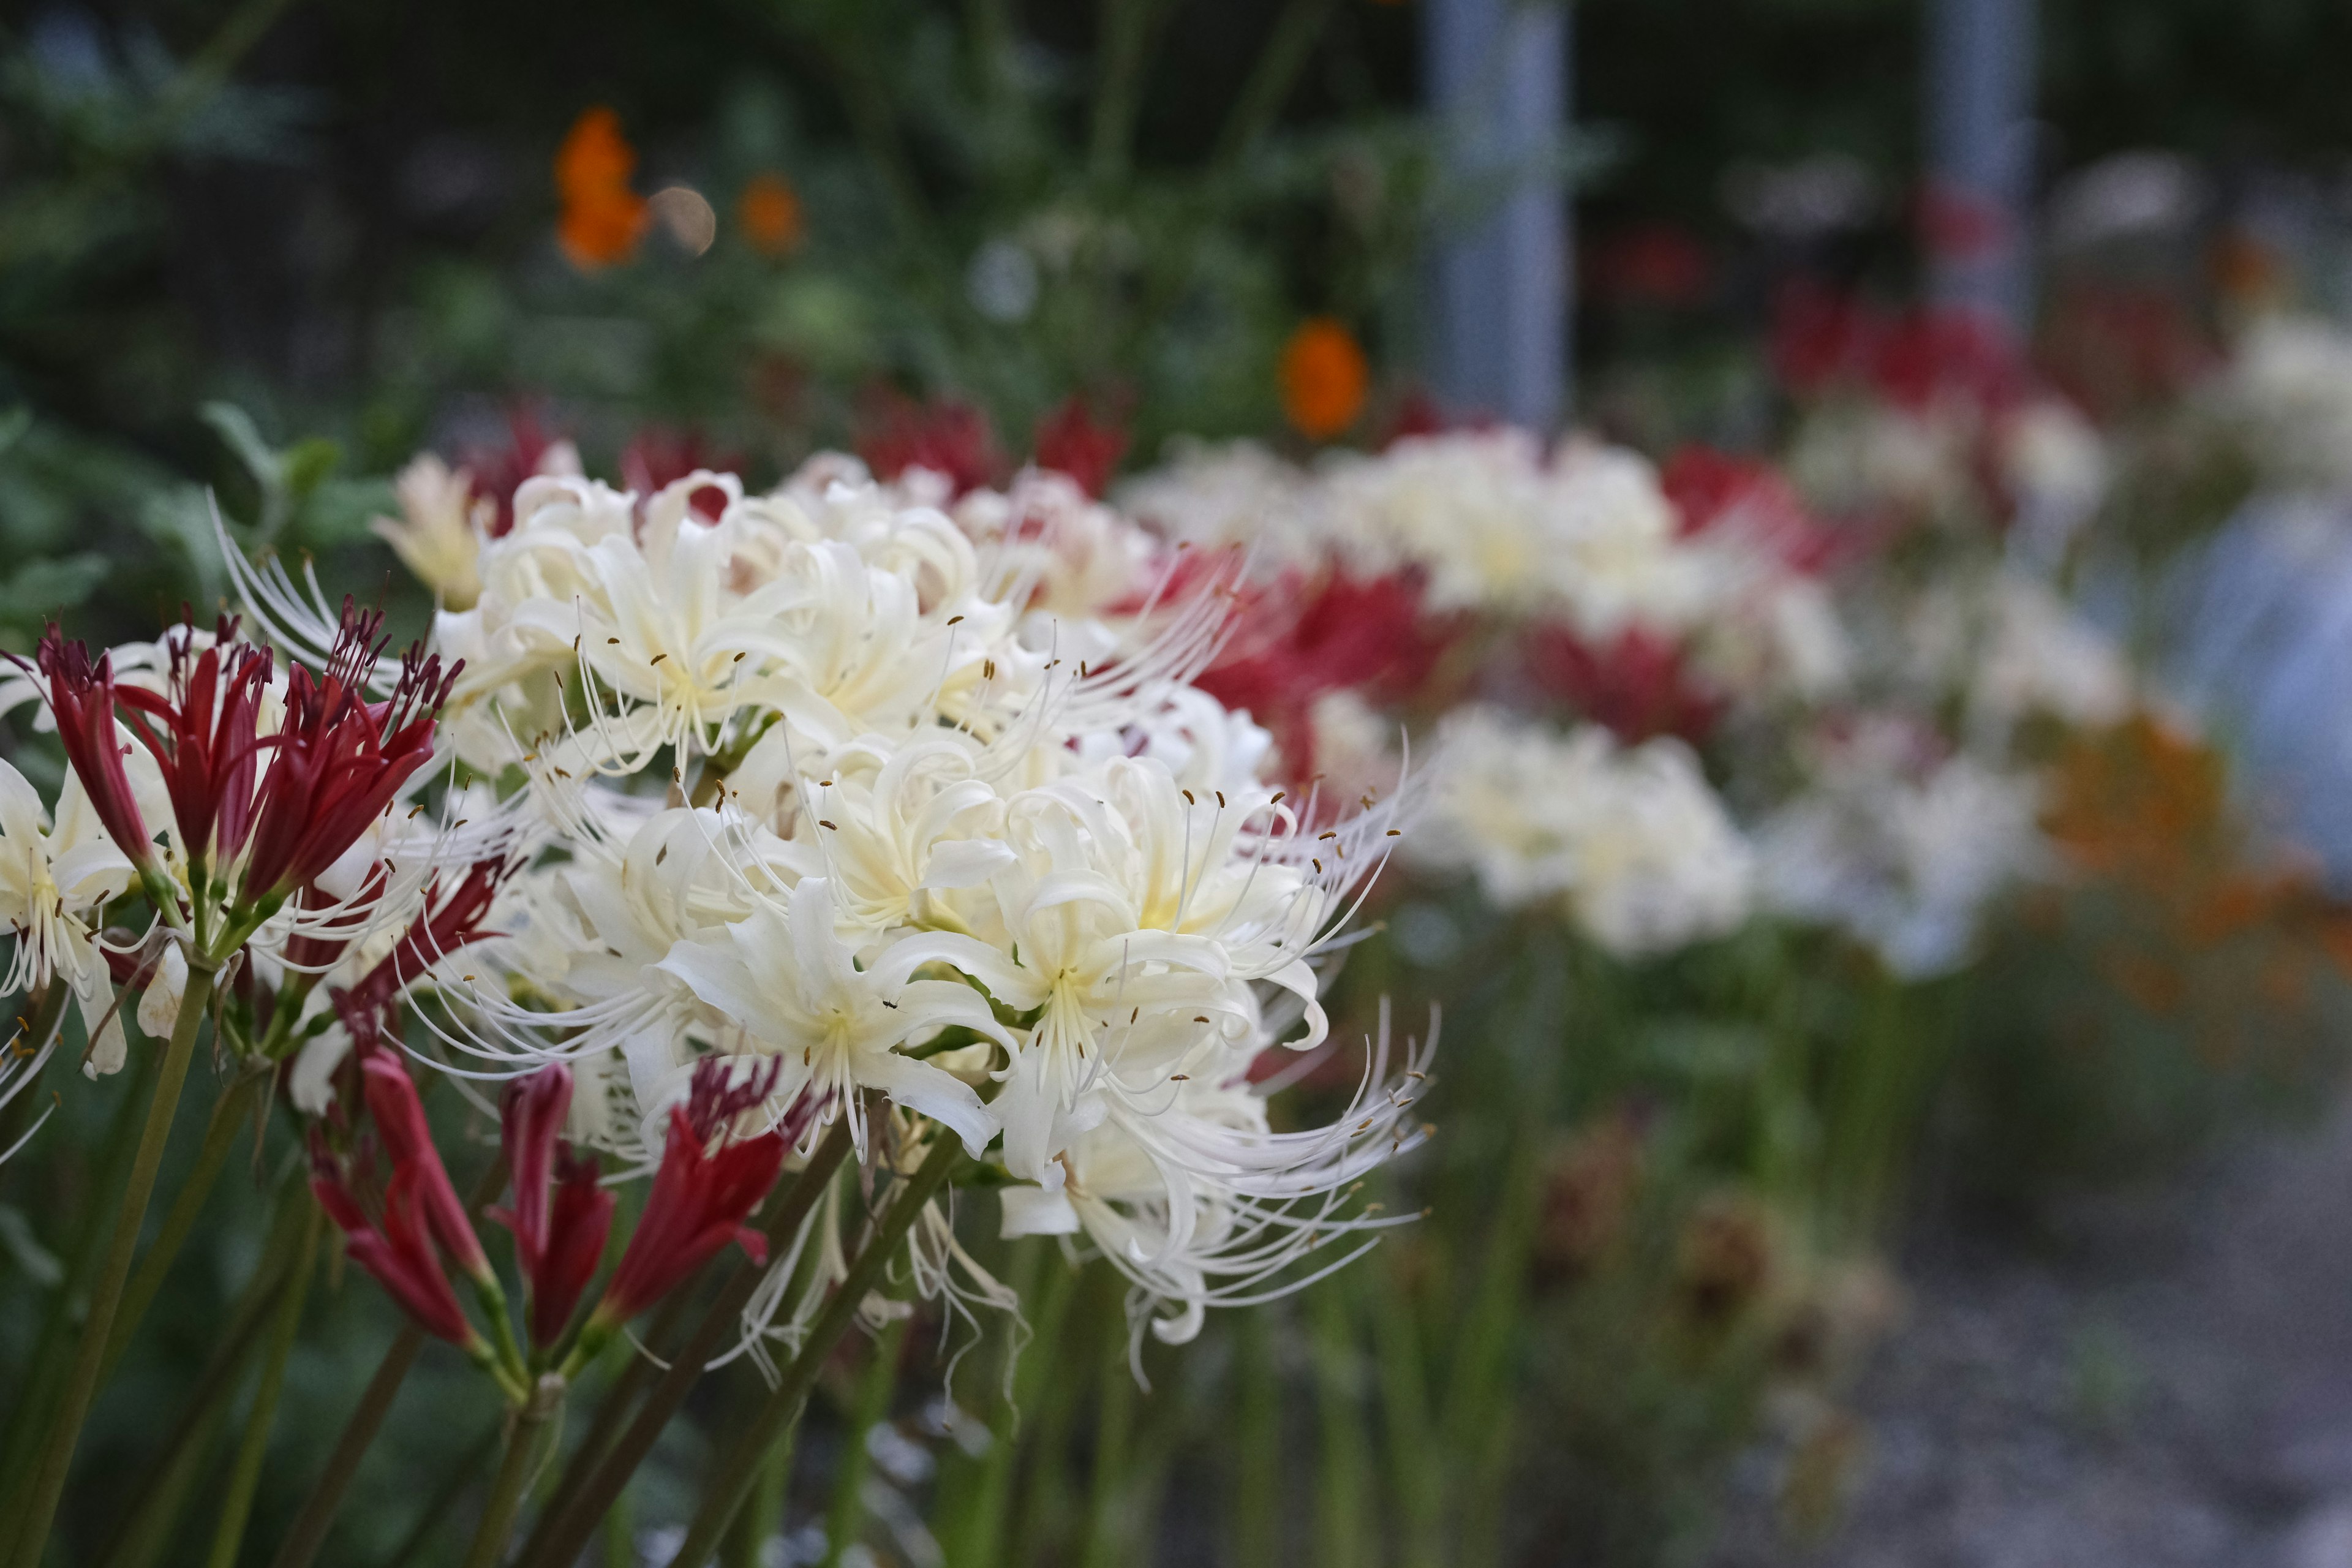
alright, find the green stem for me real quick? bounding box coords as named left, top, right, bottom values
left=817, top=1314, right=909, bottom=1568
left=272, top=1152, right=508, bottom=1568
left=668, top=1139, right=962, bottom=1568
left=378, top=1421, right=503, bottom=1568
left=205, top=1195, right=323, bottom=1568
left=461, top=1384, right=562, bottom=1568
left=723, top=1414, right=796, bottom=1568
left=266, top=1327, right=423, bottom=1568
left=104, top=1066, right=270, bottom=1378
left=91, top=1186, right=309, bottom=1568
left=513, top=1121, right=857, bottom=1568
left=1087, top=0, right=1173, bottom=179
left=1232, top=1306, right=1281, bottom=1568
left=1370, top=1243, right=1444, bottom=1568
left=1077, top=1307, right=1136, bottom=1568
left=1211, top=0, right=1340, bottom=167
left=935, top=1238, right=1071, bottom=1568
left=10, top=962, right=217, bottom=1568
left=1308, top=1282, right=1370, bottom=1568
left=600, top=1488, right=633, bottom=1568
left=0, top=1035, right=157, bottom=1545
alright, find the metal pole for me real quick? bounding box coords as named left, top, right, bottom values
left=1924, top=0, right=2035, bottom=331
left=1425, top=0, right=1569, bottom=430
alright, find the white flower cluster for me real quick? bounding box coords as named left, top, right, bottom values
left=1124, top=431, right=1849, bottom=703
left=1411, top=707, right=1755, bottom=959
left=263, top=458, right=1426, bottom=1347
left=1754, top=718, right=2046, bottom=978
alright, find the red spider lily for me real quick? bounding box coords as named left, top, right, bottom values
left=339, top=855, right=510, bottom=1017
left=310, top=1128, right=484, bottom=1348
left=856, top=389, right=1003, bottom=498
left=1525, top=623, right=1726, bottom=745
left=1770, top=279, right=2024, bottom=414
left=357, top=1049, right=492, bottom=1286
left=1030, top=396, right=1129, bottom=499
left=590, top=1059, right=812, bottom=1326
left=488, top=1064, right=616, bottom=1347
left=1660, top=447, right=1845, bottom=574
left=30, top=631, right=161, bottom=879
left=235, top=605, right=460, bottom=907
left=1196, top=570, right=1458, bottom=783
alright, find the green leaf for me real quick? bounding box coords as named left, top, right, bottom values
left=0, top=554, right=110, bottom=628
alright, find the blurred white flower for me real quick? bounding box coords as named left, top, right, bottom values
left=1414, top=707, right=1754, bottom=957
left=1757, top=720, right=2044, bottom=977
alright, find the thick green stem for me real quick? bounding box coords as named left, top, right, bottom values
left=9, top=963, right=217, bottom=1568
left=514, top=1121, right=857, bottom=1568
left=205, top=1196, right=322, bottom=1568
left=668, top=1139, right=962, bottom=1568
left=462, top=1382, right=563, bottom=1568
left=104, top=1066, right=270, bottom=1377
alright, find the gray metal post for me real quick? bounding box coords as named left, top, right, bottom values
left=1425, top=0, right=1569, bottom=430
left=1924, top=0, right=2035, bottom=330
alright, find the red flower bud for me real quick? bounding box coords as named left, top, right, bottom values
left=358, top=1050, right=492, bottom=1286
left=309, top=1128, right=480, bottom=1349
left=31, top=630, right=160, bottom=877
left=488, top=1064, right=616, bottom=1346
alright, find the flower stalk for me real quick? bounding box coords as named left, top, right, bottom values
left=666, top=1134, right=963, bottom=1568
left=203, top=1197, right=323, bottom=1568
left=7, top=959, right=218, bottom=1568
left=460, top=1376, right=565, bottom=1568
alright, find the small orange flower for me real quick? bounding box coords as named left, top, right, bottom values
left=1280, top=317, right=1369, bottom=440
left=555, top=107, right=647, bottom=271
left=737, top=173, right=805, bottom=258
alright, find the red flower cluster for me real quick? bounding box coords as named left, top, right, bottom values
left=238, top=608, right=458, bottom=905
left=1030, top=396, right=1129, bottom=499
left=1660, top=447, right=1844, bottom=574
left=856, top=390, right=1004, bottom=498
left=1195, top=570, right=1457, bottom=784
left=339, top=855, right=511, bottom=1017
left=1770, top=280, right=2024, bottom=413
left=36, top=606, right=460, bottom=927
left=1524, top=624, right=1726, bottom=745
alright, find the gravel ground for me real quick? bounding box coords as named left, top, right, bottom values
left=1708, top=1100, right=2352, bottom=1568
